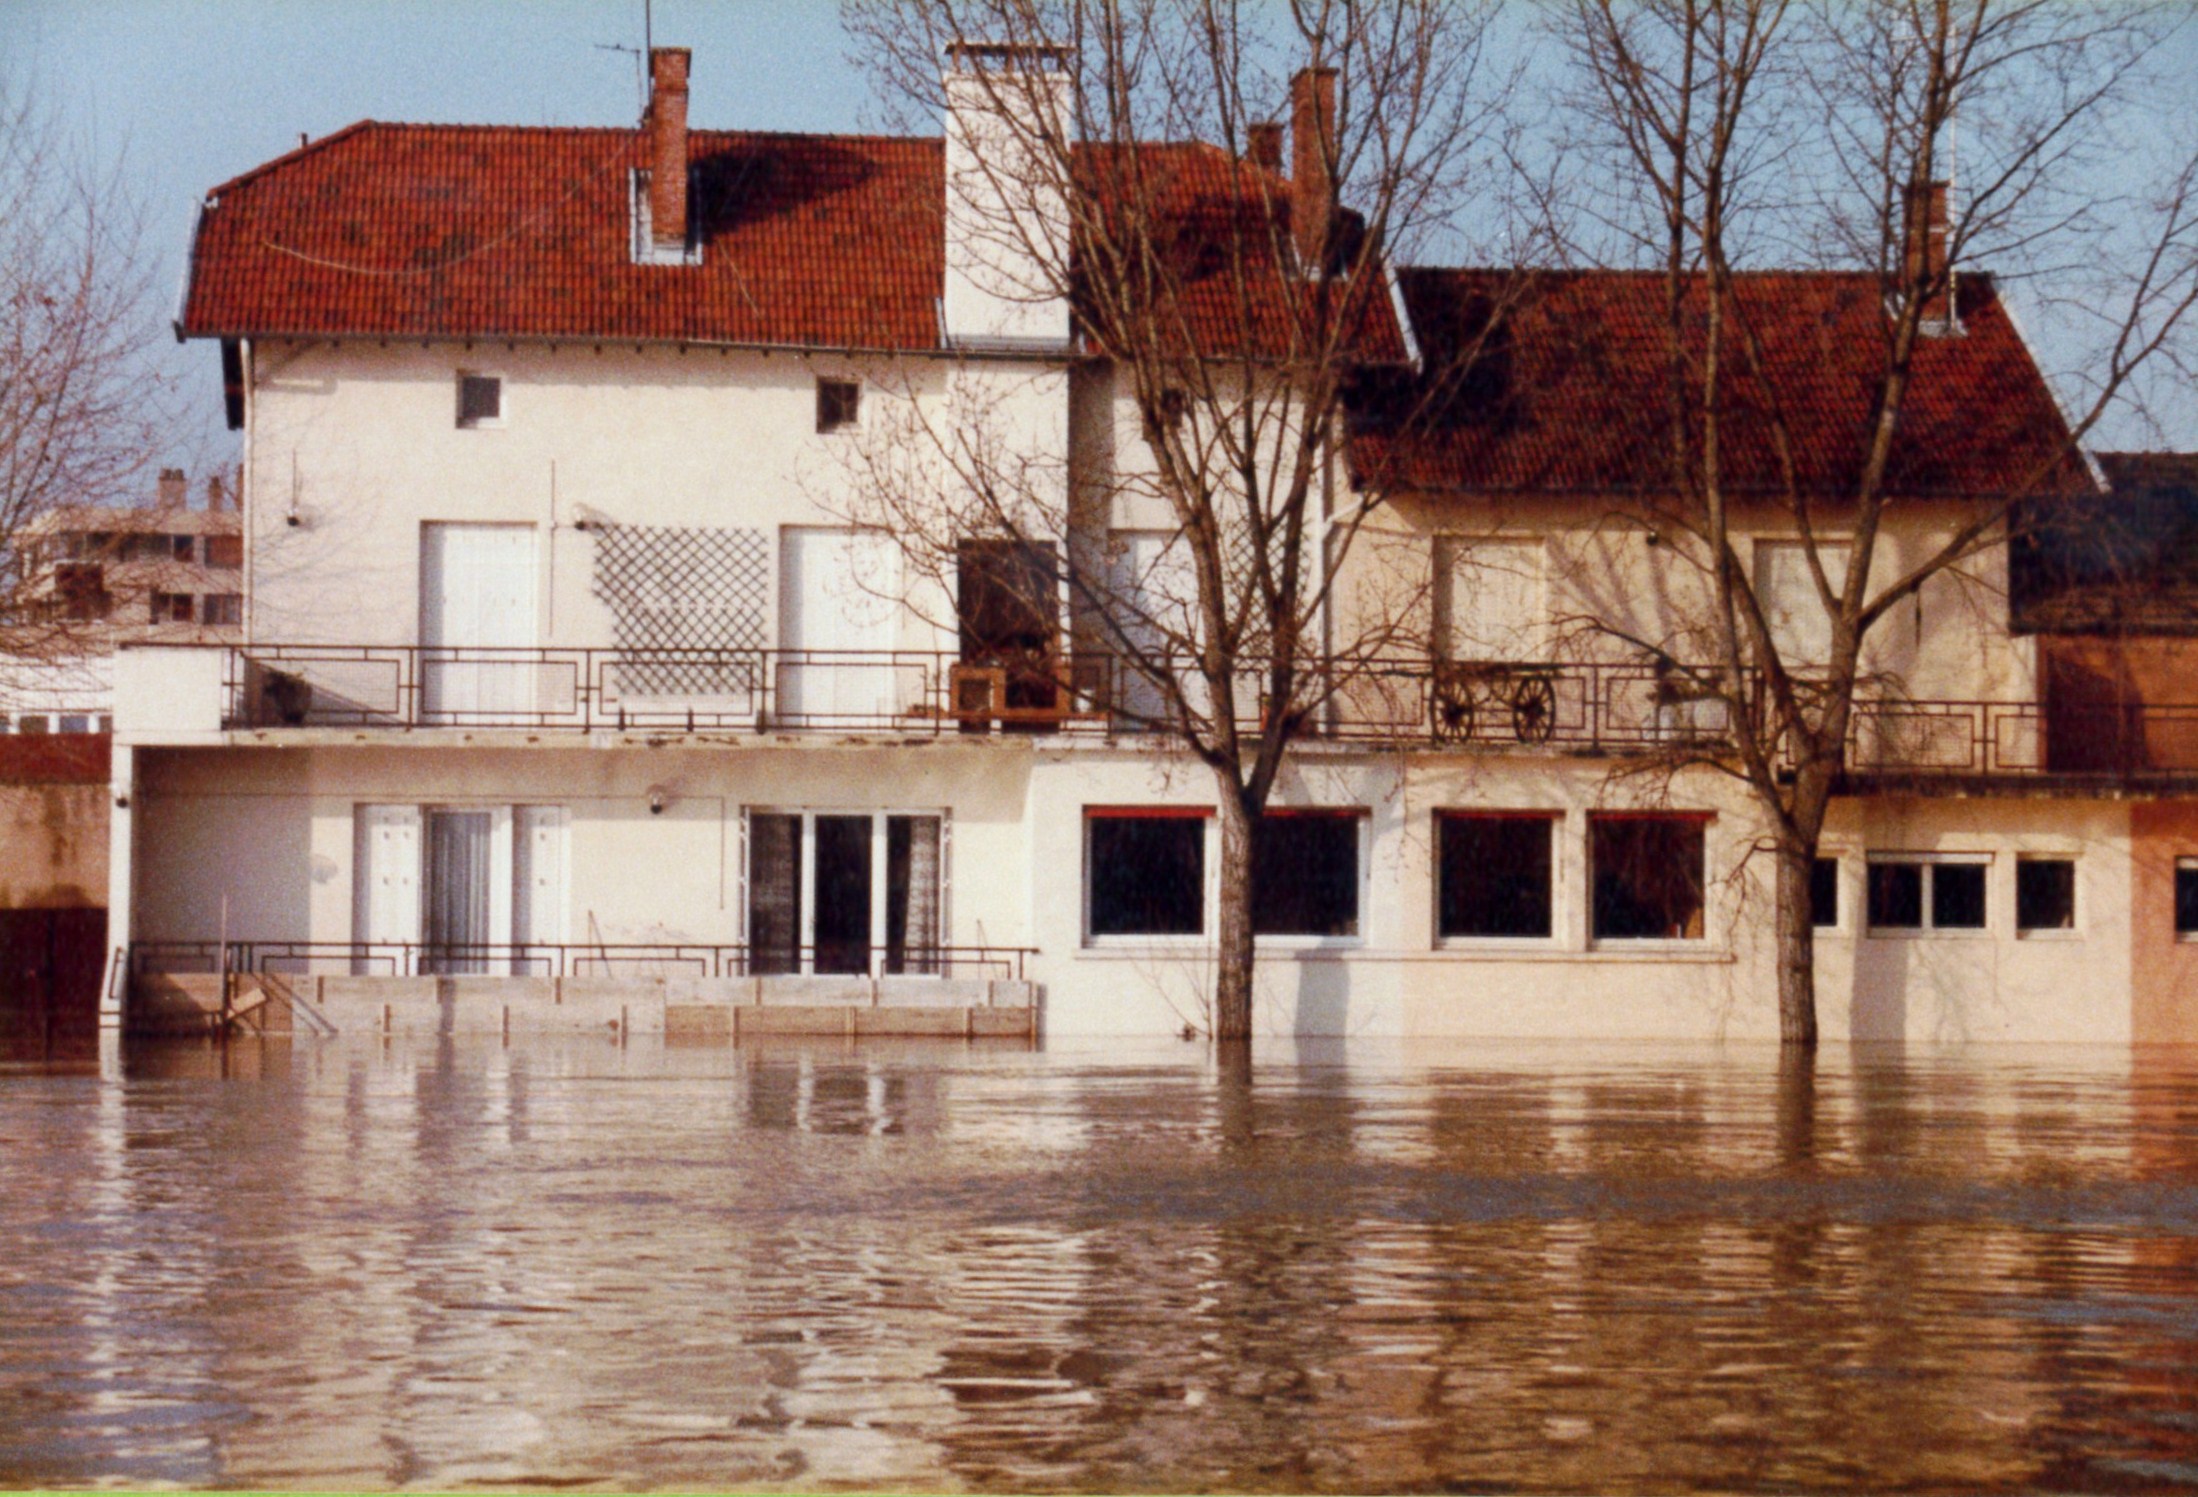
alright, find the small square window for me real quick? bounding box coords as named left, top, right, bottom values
left=201, top=593, right=242, bottom=627
left=1087, top=810, right=1206, bottom=937
left=2016, top=859, right=2076, bottom=933
left=2178, top=859, right=2198, bottom=937
left=1590, top=814, right=1707, bottom=941
left=1810, top=857, right=1839, bottom=929
left=150, top=592, right=193, bottom=623
left=457, top=373, right=502, bottom=428
left=1438, top=812, right=1555, bottom=939
left=57, top=714, right=90, bottom=734
left=16, top=716, right=49, bottom=735
left=1252, top=811, right=1361, bottom=938
left=816, top=378, right=861, bottom=434
left=204, top=535, right=242, bottom=569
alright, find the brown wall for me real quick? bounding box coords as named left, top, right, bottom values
left=0, top=735, right=110, bottom=911
left=2131, top=801, right=2198, bottom=1045
left=2041, top=638, right=2198, bottom=772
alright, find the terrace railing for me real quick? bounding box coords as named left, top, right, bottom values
left=131, top=940, right=1036, bottom=983
left=215, top=643, right=2198, bottom=780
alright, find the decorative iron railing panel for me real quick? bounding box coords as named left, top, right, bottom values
left=131, top=940, right=1034, bottom=982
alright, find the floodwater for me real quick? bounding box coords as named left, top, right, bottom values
left=2, top=1036, right=2196, bottom=1493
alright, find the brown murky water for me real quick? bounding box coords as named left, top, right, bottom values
left=1, top=1035, right=2195, bottom=1492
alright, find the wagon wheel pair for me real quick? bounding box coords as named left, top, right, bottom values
left=1429, top=671, right=1557, bottom=744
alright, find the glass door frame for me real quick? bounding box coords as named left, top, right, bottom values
left=743, top=807, right=947, bottom=978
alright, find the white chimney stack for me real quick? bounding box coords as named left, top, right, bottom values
left=942, top=42, right=1073, bottom=350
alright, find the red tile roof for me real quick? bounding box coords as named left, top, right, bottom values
left=179, top=122, right=1405, bottom=362
left=182, top=124, right=948, bottom=349
left=1348, top=268, right=2093, bottom=500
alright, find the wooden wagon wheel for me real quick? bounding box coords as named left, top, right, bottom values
left=1510, top=673, right=1557, bottom=743
left=1430, top=672, right=1477, bottom=743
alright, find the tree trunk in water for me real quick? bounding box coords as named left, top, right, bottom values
left=1213, top=789, right=1256, bottom=1042
left=1775, top=838, right=1820, bottom=1048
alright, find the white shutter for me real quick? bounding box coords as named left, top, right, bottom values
left=1435, top=538, right=1547, bottom=661
left=513, top=806, right=567, bottom=952
left=1756, top=541, right=1850, bottom=671
left=353, top=804, right=422, bottom=973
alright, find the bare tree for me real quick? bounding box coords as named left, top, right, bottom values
left=839, top=0, right=1511, bottom=1042
left=1562, top=0, right=2198, bottom=1045
left=0, top=76, right=174, bottom=655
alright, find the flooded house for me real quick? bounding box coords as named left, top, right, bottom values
left=112, top=47, right=2195, bottom=1043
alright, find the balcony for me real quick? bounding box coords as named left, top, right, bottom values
left=197, top=642, right=2198, bottom=783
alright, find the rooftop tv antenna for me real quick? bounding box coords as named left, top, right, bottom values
left=595, top=0, right=653, bottom=115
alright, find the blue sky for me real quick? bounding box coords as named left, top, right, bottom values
left=6, top=0, right=2192, bottom=469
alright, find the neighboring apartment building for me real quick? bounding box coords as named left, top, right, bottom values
left=2, top=468, right=243, bottom=734
left=109, top=47, right=2195, bottom=1043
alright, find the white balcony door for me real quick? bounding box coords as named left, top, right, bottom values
left=1436, top=537, right=1548, bottom=662
left=353, top=804, right=421, bottom=975
left=1107, top=529, right=1198, bottom=727
left=421, top=523, right=537, bottom=722
left=777, top=528, right=904, bottom=723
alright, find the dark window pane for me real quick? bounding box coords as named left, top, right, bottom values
left=1439, top=814, right=1553, bottom=938
left=2178, top=865, right=2198, bottom=935
left=1810, top=857, right=1839, bottom=928
left=204, top=535, right=243, bottom=569
left=457, top=374, right=501, bottom=426
left=885, top=815, right=941, bottom=975
left=1590, top=816, right=1706, bottom=939
left=1868, top=863, right=1923, bottom=928
left=1252, top=813, right=1360, bottom=937
left=1932, top=863, right=1988, bottom=929
left=814, top=815, right=873, bottom=974
left=2016, top=859, right=2075, bottom=932
left=748, top=814, right=802, bottom=975
left=816, top=378, right=860, bottom=432
left=1089, top=815, right=1204, bottom=936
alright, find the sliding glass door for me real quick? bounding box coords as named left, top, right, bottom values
left=746, top=810, right=944, bottom=977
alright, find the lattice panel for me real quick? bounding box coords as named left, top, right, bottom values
left=591, top=524, right=770, bottom=695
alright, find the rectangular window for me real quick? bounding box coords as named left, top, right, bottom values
left=816, top=378, right=861, bottom=433
left=2178, top=859, right=2198, bottom=937
left=16, top=716, right=49, bottom=735
left=1087, top=809, right=1206, bottom=938
left=171, top=534, right=196, bottom=561
left=456, top=372, right=502, bottom=428
left=201, top=593, right=242, bottom=626
left=204, top=534, right=243, bottom=569
left=746, top=809, right=945, bottom=975
left=1438, top=812, right=1555, bottom=939
left=151, top=592, right=193, bottom=623
left=1590, top=814, right=1707, bottom=941
left=1810, top=857, right=1840, bottom=929
left=2016, top=858, right=2076, bottom=934
left=1253, top=811, right=1362, bottom=938
left=1867, top=857, right=1989, bottom=933
left=57, top=714, right=91, bottom=734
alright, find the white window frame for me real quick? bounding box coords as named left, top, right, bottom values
left=1864, top=852, right=1993, bottom=939
left=1252, top=808, right=1371, bottom=950
left=1586, top=812, right=1714, bottom=948
left=1082, top=807, right=1214, bottom=948
left=1434, top=809, right=1565, bottom=950
left=739, top=806, right=950, bottom=977
left=2013, top=854, right=2081, bottom=940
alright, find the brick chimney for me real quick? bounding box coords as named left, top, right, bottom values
left=157, top=467, right=186, bottom=509
left=1903, top=178, right=1953, bottom=328
left=1247, top=121, right=1284, bottom=174
left=1291, top=67, right=1337, bottom=275
left=648, top=47, right=691, bottom=250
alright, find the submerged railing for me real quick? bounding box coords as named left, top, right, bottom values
left=132, top=940, right=1036, bottom=983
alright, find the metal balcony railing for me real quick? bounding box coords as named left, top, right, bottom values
left=131, top=939, right=1036, bottom=983
left=213, top=643, right=2198, bottom=780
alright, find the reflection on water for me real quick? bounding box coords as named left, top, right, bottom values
left=1, top=1035, right=2195, bottom=1492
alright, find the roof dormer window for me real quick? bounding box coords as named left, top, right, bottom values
left=631, top=168, right=703, bottom=266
